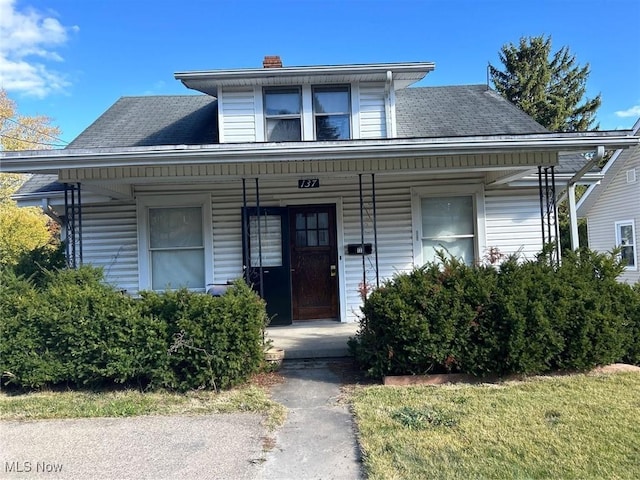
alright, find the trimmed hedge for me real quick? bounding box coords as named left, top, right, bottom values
left=0, top=266, right=268, bottom=391
left=349, top=249, right=640, bottom=379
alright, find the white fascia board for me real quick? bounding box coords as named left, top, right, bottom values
left=1, top=134, right=638, bottom=174
left=176, top=62, right=435, bottom=96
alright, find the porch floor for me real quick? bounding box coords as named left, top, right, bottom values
left=265, top=321, right=360, bottom=359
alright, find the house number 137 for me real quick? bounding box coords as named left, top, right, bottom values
left=298, top=179, right=320, bottom=189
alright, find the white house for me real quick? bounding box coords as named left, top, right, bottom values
left=577, top=118, right=640, bottom=284
left=3, top=57, right=638, bottom=324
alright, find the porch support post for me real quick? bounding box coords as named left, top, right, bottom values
left=77, top=183, right=83, bottom=266
left=538, top=166, right=545, bottom=247
left=371, top=173, right=380, bottom=288
left=242, top=178, right=249, bottom=283
left=551, top=166, right=561, bottom=263
left=255, top=178, right=264, bottom=299
left=358, top=174, right=366, bottom=292
left=63, top=183, right=82, bottom=269
left=568, top=183, right=579, bottom=250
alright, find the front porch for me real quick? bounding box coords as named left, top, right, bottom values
left=266, top=321, right=360, bottom=359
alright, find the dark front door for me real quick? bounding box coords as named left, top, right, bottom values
left=242, top=207, right=292, bottom=326
left=289, top=205, right=339, bottom=320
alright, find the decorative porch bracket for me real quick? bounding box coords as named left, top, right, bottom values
left=64, top=182, right=83, bottom=268
left=538, top=166, right=560, bottom=266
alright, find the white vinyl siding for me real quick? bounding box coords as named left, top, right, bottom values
left=484, top=190, right=544, bottom=261
left=81, top=171, right=547, bottom=322
left=358, top=84, right=387, bottom=138
left=219, top=87, right=257, bottom=143
left=78, top=202, right=139, bottom=293
left=586, top=148, right=640, bottom=283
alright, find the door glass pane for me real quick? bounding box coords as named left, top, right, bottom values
left=149, top=207, right=203, bottom=248
left=421, top=196, right=473, bottom=237
left=249, top=215, right=282, bottom=267
left=307, top=230, right=318, bottom=247
left=296, top=213, right=305, bottom=229
left=318, top=212, right=329, bottom=228
left=318, top=229, right=329, bottom=246
left=307, top=213, right=317, bottom=229
left=151, top=249, right=204, bottom=290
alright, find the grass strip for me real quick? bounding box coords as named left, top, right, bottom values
left=0, top=385, right=286, bottom=430
left=352, top=371, right=640, bottom=480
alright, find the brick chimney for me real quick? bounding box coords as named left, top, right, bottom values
left=263, top=55, right=283, bottom=68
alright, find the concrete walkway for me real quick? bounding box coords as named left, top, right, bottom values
left=1, top=359, right=364, bottom=480
left=257, top=359, right=363, bottom=480
left=266, top=321, right=360, bottom=359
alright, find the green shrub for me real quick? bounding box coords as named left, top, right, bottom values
left=0, top=266, right=167, bottom=389
left=350, top=256, right=498, bottom=378
left=1, top=267, right=268, bottom=391
left=12, top=241, right=66, bottom=287
left=139, top=281, right=268, bottom=392
left=350, top=249, right=640, bottom=379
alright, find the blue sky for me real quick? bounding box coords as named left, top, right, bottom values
left=1, top=0, right=639, bottom=146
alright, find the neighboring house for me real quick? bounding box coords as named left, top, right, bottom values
left=3, top=57, right=638, bottom=324
left=577, top=118, right=640, bottom=284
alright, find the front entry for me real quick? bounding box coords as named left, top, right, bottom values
left=289, top=205, right=339, bottom=320
left=242, top=204, right=339, bottom=324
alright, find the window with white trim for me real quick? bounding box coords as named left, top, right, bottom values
left=264, top=87, right=302, bottom=141
left=312, top=85, right=351, bottom=140
left=413, top=186, right=485, bottom=266
left=615, top=220, right=637, bottom=269
left=138, top=195, right=213, bottom=291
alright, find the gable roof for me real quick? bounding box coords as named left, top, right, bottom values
left=577, top=118, right=640, bottom=216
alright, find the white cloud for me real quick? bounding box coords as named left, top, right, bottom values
left=0, top=0, right=77, bottom=98
left=615, top=105, right=640, bottom=118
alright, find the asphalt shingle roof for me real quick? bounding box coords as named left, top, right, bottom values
left=396, top=85, right=548, bottom=137
left=68, top=95, right=218, bottom=148
left=19, top=86, right=583, bottom=196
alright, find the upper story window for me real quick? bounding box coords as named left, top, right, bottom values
left=313, top=86, right=351, bottom=140
left=264, top=87, right=301, bottom=141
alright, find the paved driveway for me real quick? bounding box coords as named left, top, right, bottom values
left=1, top=414, right=266, bottom=479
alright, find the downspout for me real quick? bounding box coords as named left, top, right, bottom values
left=567, top=146, right=604, bottom=250
left=384, top=70, right=394, bottom=138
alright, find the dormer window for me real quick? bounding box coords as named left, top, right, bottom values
left=313, top=86, right=351, bottom=140
left=264, top=87, right=302, bottom=141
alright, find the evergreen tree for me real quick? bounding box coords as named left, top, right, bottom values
left=489, top=35, right=601, bottom=132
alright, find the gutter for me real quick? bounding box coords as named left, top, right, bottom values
left=567, top=146, right=605, bottom=250
left=2, top=135, right=638, bottom=174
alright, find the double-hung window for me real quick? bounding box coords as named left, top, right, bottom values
left=264, top=87, right=302, bottom=141
left=413, top=186, right=485, bottom=266
left=615, top=220, right=637, bottom=269
left=138, top=195, right=213, bottom=291
left=312, top=86, right=351, bottom=140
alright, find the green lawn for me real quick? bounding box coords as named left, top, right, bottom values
left=351, top=372, right=640, bottom=480
left=0, top=384, right=286, bottom=429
